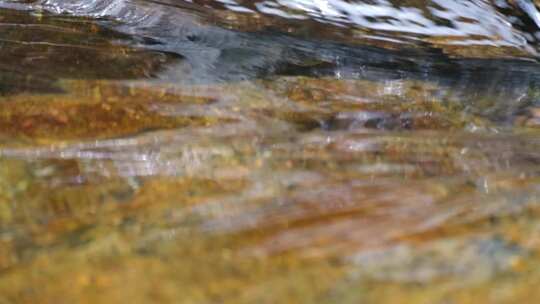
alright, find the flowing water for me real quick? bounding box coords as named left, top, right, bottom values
left=2, top=0, right=540, bottom=303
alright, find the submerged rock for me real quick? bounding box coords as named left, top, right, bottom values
left=3, top=0, right=540, bottom=85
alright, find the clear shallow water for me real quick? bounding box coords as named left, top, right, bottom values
left=2, top=1, right=540, bottom=303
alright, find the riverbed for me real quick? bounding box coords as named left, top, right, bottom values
left=1, top=1, right=540, bottom=303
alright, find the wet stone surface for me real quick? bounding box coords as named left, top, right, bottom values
left=1, top=1, right=540, bottom=303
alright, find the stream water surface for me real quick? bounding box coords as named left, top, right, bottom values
left=2, top=1, right=540, bottom=303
